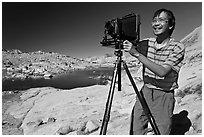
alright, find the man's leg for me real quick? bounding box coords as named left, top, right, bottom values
left=130, top=87, right=148, bottom=135
left=142, top=86, right=175, bottom=135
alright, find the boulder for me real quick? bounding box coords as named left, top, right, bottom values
left=84, top=120, right=99, bottom=134
left=44, top=72, right=53, bottom=79
left=55, top=125, right=74, bottom=135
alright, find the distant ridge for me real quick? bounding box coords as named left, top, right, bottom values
left=180, top=26, right=202, bottom=48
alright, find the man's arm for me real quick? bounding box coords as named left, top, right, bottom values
left=125, top=42, right=172, bottom=77
left=128, top=41, right=185, bottom=77
left=124, top=40, right=185, bottom=77
left=135, top=53, right=172, bottom=77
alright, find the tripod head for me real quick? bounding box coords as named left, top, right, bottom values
left=114, top=49, right=123, bottom=57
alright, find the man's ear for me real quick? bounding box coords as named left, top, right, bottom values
left=169, top=26, right=173, bottom=29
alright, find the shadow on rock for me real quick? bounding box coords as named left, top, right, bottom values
left=170, top=110, right=192, bottom=135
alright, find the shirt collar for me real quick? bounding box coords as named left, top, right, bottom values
left=154, top=37, right=174, bottom=50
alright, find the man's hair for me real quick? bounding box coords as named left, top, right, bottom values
left=153, top=8, right=176, bottom=36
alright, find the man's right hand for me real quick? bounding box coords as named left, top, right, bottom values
left=123, top=40, right=140, bottom=58
left=123, top=40, right=133, bottom=52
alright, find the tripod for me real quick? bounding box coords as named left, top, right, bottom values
left=99, top=49, right=161, bottom=135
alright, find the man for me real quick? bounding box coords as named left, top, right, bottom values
left=123, top=8, right=185, bottom=135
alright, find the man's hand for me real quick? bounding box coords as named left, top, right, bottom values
left=123, top=40, right=140, bottom=58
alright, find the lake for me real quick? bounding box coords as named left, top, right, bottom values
left=2, top=67, right=114, bottom=91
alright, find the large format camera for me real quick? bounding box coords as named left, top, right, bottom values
left=100, top=13, right=141, bottom=49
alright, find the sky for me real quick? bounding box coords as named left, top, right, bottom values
left=2, top=2, right=202, bottom=58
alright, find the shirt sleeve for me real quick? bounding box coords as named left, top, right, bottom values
left=162, top=42, right=185, bottom=72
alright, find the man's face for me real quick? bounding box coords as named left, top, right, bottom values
left=152, top=11, right=171, bottom=36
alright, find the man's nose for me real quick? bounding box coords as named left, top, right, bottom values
left=153, top=21, right=160, bottom=26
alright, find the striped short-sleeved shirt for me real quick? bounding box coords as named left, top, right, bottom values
left=136, top=37, right=185, bottom=91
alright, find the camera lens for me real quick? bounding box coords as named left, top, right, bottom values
left=105, top=21, right=115, bottom=36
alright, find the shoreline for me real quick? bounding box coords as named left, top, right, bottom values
left=2, top=64, right=116, bottom=82
left=2, top=65, right=116, bottom=92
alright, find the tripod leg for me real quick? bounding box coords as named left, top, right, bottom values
left=122, top=61, right=160, bottom=135
left=117, top=56, right=122, bottom=91
left=100, top=60, right=119, bottom=135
